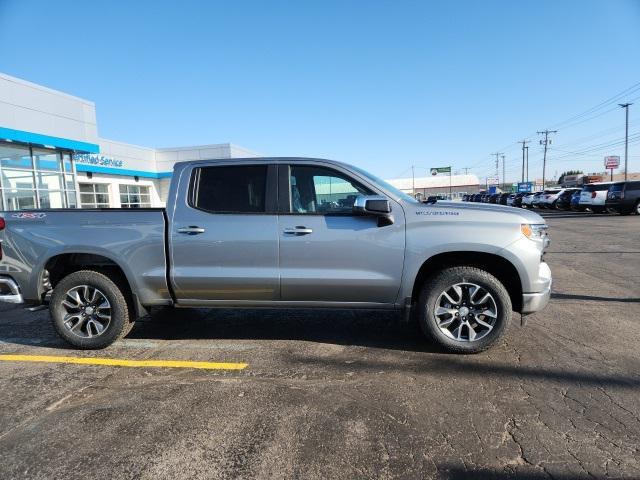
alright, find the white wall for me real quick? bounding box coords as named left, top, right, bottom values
left=0, top=73, right=98, bottom=144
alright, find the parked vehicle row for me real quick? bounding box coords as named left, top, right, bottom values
left=462, top=180, right=640, bottom=215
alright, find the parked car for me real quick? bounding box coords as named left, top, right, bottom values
left=521, top=193, right=536, bottom=208
left=489, top=193, right=500, bottom=204
left=531, top=192, right=546, bottom=208
left=606, top=181, right=640, bottom=215
left=498, top=193, right=510, bottom=205
left=570, top=190, right=585, bottom=211
left=555, top=188, right=581, bottom=210
left=0, top=157, right=552, bottom=354
left=511, top=193, right=527, bottom=208
left=579, top=182, right=613, bottom=213
left=539, top=188, right=563, bottom=209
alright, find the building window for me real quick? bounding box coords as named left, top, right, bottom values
left=119, top=184, right=151, bottom=208
left=0, top=142, right=77, bottom=211
left=79, top=183, right=110, bottom=208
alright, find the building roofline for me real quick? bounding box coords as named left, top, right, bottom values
left=0, top=72, right=95, bottom=106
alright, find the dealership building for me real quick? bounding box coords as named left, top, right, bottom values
left=0, top=72, right=479, bottom=210
left=0, top=73, right=260, bottom=211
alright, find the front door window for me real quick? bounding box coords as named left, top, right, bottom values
left=289, top=166, right=372, bottom=214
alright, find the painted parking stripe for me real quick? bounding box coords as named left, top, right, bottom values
left=0, top=354, right=248, bottom=370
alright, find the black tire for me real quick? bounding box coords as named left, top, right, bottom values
left=635, top=201, right=640, bottom=215
left=417, top=266, right=512, bottom=354
left=50, top=270, right=131, bottom=349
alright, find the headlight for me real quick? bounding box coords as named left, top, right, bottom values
left=521, top=223, right=548, bottom=240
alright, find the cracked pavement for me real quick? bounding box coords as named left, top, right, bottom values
left=0, top=210, right=639, bottom=479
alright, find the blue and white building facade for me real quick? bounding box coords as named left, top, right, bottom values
left=0, top=72, right=258, bottom=210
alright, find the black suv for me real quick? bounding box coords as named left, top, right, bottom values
left=606, top=181, right=640, bottom=215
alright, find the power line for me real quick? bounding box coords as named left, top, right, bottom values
left=547, top=81, right=640, bottom=130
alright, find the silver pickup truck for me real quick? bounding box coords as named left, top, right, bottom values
left=0, top=157, right=551, bottom=353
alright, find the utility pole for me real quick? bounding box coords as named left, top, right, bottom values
left=462, top=167, right=470, bottom=175
left=537, top=130, right=557, bottom=188
left=525, top=146, right=529, bottom=182
left=501, top=155, right=506, bottom=191
left=518, top=140, right=530, bottom=183
left=619, top=103, right=632, bottom=181
left=492, top=152, right=503, bottom=188
left=411, top=165, right=415, bottom=196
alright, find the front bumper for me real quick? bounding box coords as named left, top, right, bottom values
left=521, top=262, right=552, bottom=314
left=0, top=277, right=24, bottom=304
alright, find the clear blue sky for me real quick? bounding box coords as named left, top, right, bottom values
left=1, top=0, right=639, bottom=182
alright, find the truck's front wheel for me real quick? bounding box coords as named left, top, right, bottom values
left=50, top=270, right=131, bottom=349
left=417, top=267, right=512, bottom=353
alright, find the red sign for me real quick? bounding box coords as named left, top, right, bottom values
left=605, top=156, right=620, bottom=169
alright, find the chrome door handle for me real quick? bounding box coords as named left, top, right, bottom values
left=177, top=226, right=206, bottom=235
left=283, top=227, right=313, bottom=235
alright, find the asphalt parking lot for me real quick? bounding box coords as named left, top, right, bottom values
left=0, top=210, right=639, bottom=480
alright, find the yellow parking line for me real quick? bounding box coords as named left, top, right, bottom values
left=0, top=354, right=248, bottom=370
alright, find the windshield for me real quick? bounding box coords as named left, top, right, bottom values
left=350, top=165, right=419, bottom=203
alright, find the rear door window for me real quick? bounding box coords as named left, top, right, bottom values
left=192, top=165, right=267, bottom=213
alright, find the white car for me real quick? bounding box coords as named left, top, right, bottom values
left=521, top=193, right=536, bottom=208
left=539, top=188, right=563, bottom=209
left=578, top=182, right=613, bottom=213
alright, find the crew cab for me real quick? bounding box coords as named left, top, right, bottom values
left=0, top=158, right=552, bottom=353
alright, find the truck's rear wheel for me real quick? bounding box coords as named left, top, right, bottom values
left=50, top=270, right=131, bottom=349
left=417, top=267, right=512, bottom=353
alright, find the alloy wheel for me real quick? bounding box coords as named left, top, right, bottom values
left=61, top=285, right=112, bottom=338
left=434, top=282, right=498, bottom=342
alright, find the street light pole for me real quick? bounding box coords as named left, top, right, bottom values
left=619, top=103, right=632, bottom=182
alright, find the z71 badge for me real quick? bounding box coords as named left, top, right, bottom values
left=12, top=213, right=47, bottom=219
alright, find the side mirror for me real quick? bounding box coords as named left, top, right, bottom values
left=353, top=195, right=394, bottom=226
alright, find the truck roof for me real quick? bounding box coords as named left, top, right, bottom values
left=173, top=157, right=352, bottom=170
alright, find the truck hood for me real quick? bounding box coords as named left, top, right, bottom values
left=404, top=201, right=545, bottom=225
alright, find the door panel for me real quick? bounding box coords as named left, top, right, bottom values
left=278, top=164, right=405, bottom=304
left=170, top=164, right=279, bottom=302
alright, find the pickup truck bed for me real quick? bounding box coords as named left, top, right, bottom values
left=0, top=209, right=171, bottom=308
